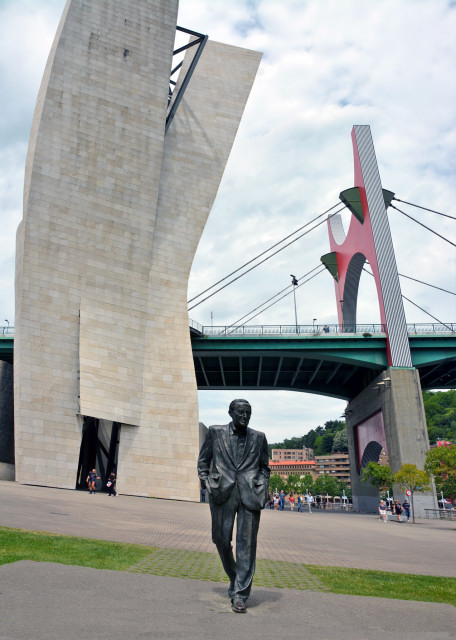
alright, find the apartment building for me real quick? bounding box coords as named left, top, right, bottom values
left=269, top=460, right=317, bottom=481
left=271, top=447, right=314, bottom=461
left=314, top=452, right=351, bottom=486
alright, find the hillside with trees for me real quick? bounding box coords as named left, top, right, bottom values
left=269, top=390, right=455, bottom=455
left=269, top=419, right=347, bottom=456
left=423, top=390, right=456, bottom=445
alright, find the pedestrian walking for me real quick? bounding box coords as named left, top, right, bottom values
left=378, top=499, right=387, bottom=522
left=106, top=472, right=117, bottom=497
left=86, top=468, right=100, bottom=494
left=289, top=493, right=295, bottom=511
left=393, top=499, right=403, bottom=522
left=402, top=499, right=411, bottom=521
left=306, top=492, right=314, bottom=513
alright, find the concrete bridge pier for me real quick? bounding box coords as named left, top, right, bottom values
left=346, top=367, right=437, bottom=517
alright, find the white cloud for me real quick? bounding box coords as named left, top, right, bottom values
left=1, top=0, right=455, bottom=438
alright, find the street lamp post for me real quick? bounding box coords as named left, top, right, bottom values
left=290, top=275, right=298, bottom=333
left=313, top=317, right=317, bottom=334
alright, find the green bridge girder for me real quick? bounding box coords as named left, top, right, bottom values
left=191, top=333, right=456, bottom=401
left=2, top=333, right=455, bottom=402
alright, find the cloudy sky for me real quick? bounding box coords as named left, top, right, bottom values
left=0, top=0, right=455, bottom=443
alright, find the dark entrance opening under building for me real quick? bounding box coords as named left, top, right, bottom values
left=76, top=417, right=120, bottom=491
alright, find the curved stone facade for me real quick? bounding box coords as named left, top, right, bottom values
left=15, top=0, right=261, bottom=499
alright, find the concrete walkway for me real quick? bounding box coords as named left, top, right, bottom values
left=1, top=482, right=454, bottom=576
left=0, top=482, right=455, bottom=639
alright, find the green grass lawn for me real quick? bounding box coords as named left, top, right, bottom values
left=0, top=526, right=152, bottom=571
left=1, top=526, right=454, bottom=607
left=306, top=565, right=456, bottom=607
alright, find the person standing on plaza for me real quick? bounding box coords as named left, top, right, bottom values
left=297, top=494, right=303, bottom=512
left=393, top=499, right=403, bottom=522
left=279, top=489, right=286, bottom=511
left=378, top=499, right=387, bottom=522
left=402, top=499, right=411, bottom=521
left=86, top=468, right=100, bottom=494
left=306, top=492, right=314, bottom=513
left=289, top=493, right=295, bottom=511
left=106, top=471, right=117, bottom=497
left=197, top=398, right=270, bottom=613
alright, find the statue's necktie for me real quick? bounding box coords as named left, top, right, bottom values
left=234, top=432, right=245, bottom=465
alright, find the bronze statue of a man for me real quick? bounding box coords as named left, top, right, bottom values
left=197, top=399, right=270, bottom=613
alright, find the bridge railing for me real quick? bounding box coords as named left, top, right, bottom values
left=193, top=323, right=387, bottom=336
left=406, top=322, right=455, bottom=334
left=3, top=321, right=455, bottom=338
left=190, top=322, right=456, bottom=337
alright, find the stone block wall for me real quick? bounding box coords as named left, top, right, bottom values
left=15, top=0, right=261, bottom=499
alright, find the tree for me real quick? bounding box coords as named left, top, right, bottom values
left=324, top=419, right=345, bottom=433
left=337, top=480, right=352, bottom=501
left=425, top=445, right=456, bottom=503
left=286, top=473, right=301, bottom=494
left=268, top=473, right=286, bottom=494
left=303, top=425, right=324, bottom=450
left=423, top=390, right=456, bottom=445
left=332, top=429, right=348, bottom=453
left=393, top=464, right=431, bottom=524
left=299, top=473, right=314, bottom=495
left=314, top=474, right=339, bottom=499
left=361, top=462, right=393, bottom=493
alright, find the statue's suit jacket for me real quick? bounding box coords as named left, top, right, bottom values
left=197, top=423, right=270, bottom=511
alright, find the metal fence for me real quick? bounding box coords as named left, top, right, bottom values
left=190, top=322, right=455, bottom=337
left=3, top=321, right=455, bottom=338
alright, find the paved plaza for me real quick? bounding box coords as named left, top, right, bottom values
left=0, top=481, right=455, bottom=639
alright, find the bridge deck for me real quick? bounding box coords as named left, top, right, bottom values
left=191, top=329, right=456, bottom=400
left=2, top=326, right=455, bottom=401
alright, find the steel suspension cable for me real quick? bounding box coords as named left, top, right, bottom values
left=188, top=206, right=344, bottom=311
left=398, top=274, right=455, bottom=296
left=393, top=197, right=456, bottom=220
left=362, top=267, right=453, bottom=330
left=187, top=202, right=341, bottom=305
left=225, top=265, right=323, bottom=330
left=390, top=204, right=456, bottom=247
left=400, top=295, right=454, bottom=332
left=230, top=266, right=326, bottom=330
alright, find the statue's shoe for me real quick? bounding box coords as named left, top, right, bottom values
left=231, top=598, right=247, bottom=614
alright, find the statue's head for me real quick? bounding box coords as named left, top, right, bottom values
left=228, top=399, right=251, bottom=432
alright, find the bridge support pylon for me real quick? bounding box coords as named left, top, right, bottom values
left=322, top=126, right=437, bottom=515
left=345, top=368, right=437, bottom=516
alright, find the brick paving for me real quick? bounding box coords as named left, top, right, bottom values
left=1, top=481, right=455, bottom=578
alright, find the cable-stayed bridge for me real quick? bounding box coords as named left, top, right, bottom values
left=189, top=322, right=456, bottom=400
left=2, top=322, right=455, bottom=401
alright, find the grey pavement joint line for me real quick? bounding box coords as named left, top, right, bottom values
left=128, top=547, right=329, bottom=592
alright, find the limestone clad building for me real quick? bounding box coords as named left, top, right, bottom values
left=15, top=0, right=261, bottom=498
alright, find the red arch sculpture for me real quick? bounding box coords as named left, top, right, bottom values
left=322, top=126, right=412, bottom=368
